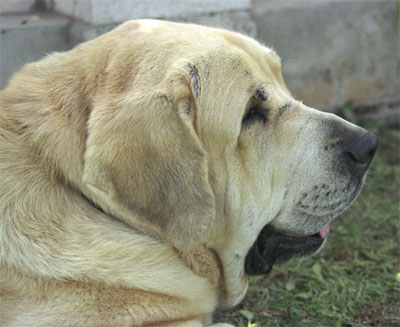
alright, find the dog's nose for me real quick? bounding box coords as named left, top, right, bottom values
left=345, top=130, right=378, bottom=168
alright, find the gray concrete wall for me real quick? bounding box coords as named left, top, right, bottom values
left=0, top=13, right=71, bottom=90
left=1, top=0, right=37, bottom=13
left=53, top=0, right=251, bottom=24
left=253, top=0, right=399, bottom=112
left=1, top=0, right=399, bottom=123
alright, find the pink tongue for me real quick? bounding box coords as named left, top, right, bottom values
left=318, top=224, right=330, bottom=239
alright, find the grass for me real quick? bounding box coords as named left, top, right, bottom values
left=216, top=116, right=400, bottom=327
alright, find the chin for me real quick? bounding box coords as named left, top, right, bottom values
left=220, top=277, right=248, bottom=308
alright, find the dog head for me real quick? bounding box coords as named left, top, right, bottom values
left=78, top=20, right=376, bottom=307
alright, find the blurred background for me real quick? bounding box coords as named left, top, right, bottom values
left=0, top=0, right=399, bottom=123
left=1, top=1, right=399, bottom=326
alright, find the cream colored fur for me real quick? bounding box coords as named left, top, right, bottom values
left=0, top=20, right=366, bottom=326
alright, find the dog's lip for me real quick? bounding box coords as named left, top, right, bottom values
left=281, top=223, right=331, bottom=239
left=244, top=224, right=329, bottom=276
left=271, top=229, right=325, bottom=252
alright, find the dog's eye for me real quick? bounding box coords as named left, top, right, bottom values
left=242, top=105, right=267, bottom=125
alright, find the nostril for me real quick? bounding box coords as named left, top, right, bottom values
left=346, top=150, right=370, bottom=165
left=347, top=133, right=378, bottom=166
left=346, top=151, right=359, bottom=163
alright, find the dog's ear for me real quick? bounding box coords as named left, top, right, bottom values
left=82, top=65, right=215, bottom=249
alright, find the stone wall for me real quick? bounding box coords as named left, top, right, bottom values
left=252, top=0, right=399, bottom=115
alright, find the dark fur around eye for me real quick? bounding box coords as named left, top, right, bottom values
left=242, top=106, right=267, bottom=125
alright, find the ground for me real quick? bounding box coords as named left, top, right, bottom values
left=216, top=113, right=400, bottom=327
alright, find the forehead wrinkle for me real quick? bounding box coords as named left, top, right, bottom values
left=243, top=83, right=268, bottom=117
left=256, top=85, right=268, bottom=102
left=219, top=29, right=285, bottom=91
left=277, top=102, right=293, bottom=116
left=246, top=83, right=268, bottom=100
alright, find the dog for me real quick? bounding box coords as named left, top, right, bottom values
left=0, top=19, right=377, bottom=326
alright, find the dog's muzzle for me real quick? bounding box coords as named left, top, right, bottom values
left=245, top=123, right=378, bottom=276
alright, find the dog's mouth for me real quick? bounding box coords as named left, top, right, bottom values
left=244, top=224, right=330, bottom=275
